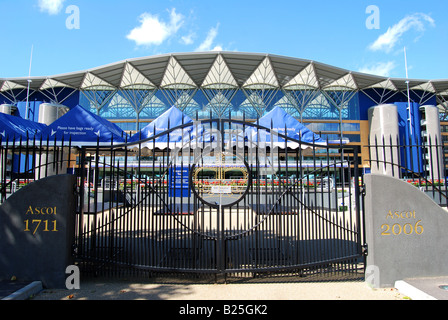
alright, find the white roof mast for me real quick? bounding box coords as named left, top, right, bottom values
left=404, top=47, right=413, bottom=136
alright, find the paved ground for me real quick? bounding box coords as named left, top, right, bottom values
left=395, top=276, right=448, bottom=300
left=30, top=279, right=406, bottom=300
left=5, top=276, right=448, bottom=301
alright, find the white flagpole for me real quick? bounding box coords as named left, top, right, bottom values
left=25, top=45, right=34, bottom=120
left=404, top=47, right=412, bottom=136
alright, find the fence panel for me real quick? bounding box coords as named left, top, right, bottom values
left=0, top=120, right=367, bottom=281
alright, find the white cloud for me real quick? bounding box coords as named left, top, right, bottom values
left=369, top=13, right=435, bottom=53
left=359, top=61, right=396, bottom=77
left=127, top=8, right=184, bottom=47
left=181, top=32, right=195, bottom=45
left=38, top=0, right=66, bottom=15
left=195, top=24, right=222, bottom=52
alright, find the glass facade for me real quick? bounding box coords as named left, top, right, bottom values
left=1, top=52, right=445, bottom=147
left=3, top=52, right=447, bottom=173
left=62, top=54, right=370, bottom=134
left=79, top=88, right=362, bottom=132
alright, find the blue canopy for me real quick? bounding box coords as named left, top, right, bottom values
left=129, top=107, right=193, bottom=142
left=36, top=105, right=127, bottom=146
left=0, top=112, right=47, bottom=141
left=243, top=107, right=326, bottom=148
left=129, top=106, right=207, bottom=149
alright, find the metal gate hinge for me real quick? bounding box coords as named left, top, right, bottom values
left=360, top=184, right=366, bottom=196
left=362, top=244, right=368, bottom=256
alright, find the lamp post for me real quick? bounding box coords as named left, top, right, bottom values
left=404, top=47, right=412, bottom=136
left=25, top=45, right=34, bottom=120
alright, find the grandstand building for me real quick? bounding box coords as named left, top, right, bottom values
left=1, top=52, right=447, bottom=172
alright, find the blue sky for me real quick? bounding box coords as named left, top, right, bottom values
left=0, top=0, right=446, bottom=80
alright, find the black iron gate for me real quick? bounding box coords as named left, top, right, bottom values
left=74, top=119, right=366, bottom=281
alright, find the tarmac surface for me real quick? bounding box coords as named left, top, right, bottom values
left=1, top=278, right=405, bottom=301
left=3, top=276, right=448, bottom=301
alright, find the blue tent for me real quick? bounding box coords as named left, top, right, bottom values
left=36, top=105, right=127, bottom=146
left=0, top=112, right=47, bottom=141
left=243, top=106, right=326, bottom=148
left=129, top=106, right=206, bottom=149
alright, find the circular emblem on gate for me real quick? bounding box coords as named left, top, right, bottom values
left=191, top=150, right=251, bottom=208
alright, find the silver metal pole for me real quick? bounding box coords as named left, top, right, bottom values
left=404, top=47, right=413, bottom=136
left=25, top=45, right=34, bottom=120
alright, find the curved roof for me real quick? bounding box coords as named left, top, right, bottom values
left=1, top=51, right=447, bottom=97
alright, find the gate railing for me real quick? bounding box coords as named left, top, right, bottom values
left=367, top=134, right=448, bottom=207
left=0, top=134, right=75, bottom=203
left=0, top=120, right=367, bottom=281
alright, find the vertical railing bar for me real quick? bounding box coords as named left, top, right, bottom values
left=77, top=146, right=86, bottom=269
left=31, top=133, right=36, bottom=182
left=389, top=135, right=395, bottom=177
left=426, top=135, right=433, bottom=197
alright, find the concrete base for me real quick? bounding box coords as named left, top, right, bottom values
left=364, top=174, right=448, bottom=288
left=1, top=281, right=43, bottom=300
left=0, top=175, right=77, bottom=289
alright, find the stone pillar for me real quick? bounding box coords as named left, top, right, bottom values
left=368, top=104, right=400, bottom=177
left=0, top=174, right=77, bottom=289
left=35, top=103, right=71, bottom=179
left=364, top=174, right=448, bottom=288
left=420, top=105, right=443, bottom=181
left=34, top=149, right=70, bottom=179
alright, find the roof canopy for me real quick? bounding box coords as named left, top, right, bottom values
left=0, top=112, right=47, bottom=141
left=36, top=105, right=127, bottom=146
left=128, top=106, right=207, bottom=149
left=241, top=106, right=326, bottom=149
left=129, top=106, right=192, bottom=140
left=1, top=52, right=446, bottom=95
